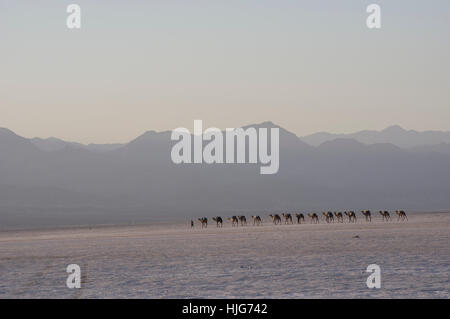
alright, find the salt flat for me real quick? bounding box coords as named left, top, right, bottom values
left=0, top=212, right=449, bottom=298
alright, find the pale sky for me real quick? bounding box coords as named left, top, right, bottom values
left=1, top=0, right=449, bottom=143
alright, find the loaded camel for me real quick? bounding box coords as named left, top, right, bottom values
left=361, top=210, right=372, bottom=222
left=212, top=216, right=223, bottom=227
left=282, top=213, right=293, bottom=224
left=198, top=217, right=208, bottom=228
left=334, top=212, right=344, bottom=223
left=344, top=211, right=357, bottom=223
left=308, top=213, right=319, bottom=224
left=228, top=216, right=239, bottom=227
left=269, top=214, right=282, bottom=225
left=295, top=213, right=305, bottom=224
left=395, top=210, right=408, bottom=221
left=251, top=215, right=263, bottom=226
left=379, top=210, right=391, bottom=222
left=323, top=212, right=334, bottom=223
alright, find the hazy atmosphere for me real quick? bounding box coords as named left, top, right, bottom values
left=1, top=0, right=449, bottom=143
left=1, top=1, right=449, bottom=301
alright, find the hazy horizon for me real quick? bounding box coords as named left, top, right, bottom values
left=2, top=1, right=450, bottom=302
left=2, top=122, right=450, bottom=146
left=1, top=0, right=449, bottom=143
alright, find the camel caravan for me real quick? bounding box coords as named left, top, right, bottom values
left=193, top=210, right=408, bottom=228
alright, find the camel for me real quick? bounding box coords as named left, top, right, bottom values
left=251, top=215, right=262, bottom=226
left=328, top=211, right=335, bottom=223
left=361, top=210, right=372, bottom=222
left=198, top=217, right=208, bottom=228
left=350, top=211, right=357, bottom=223
left=344, top=211, right=351, bottom=223
left=334, top=212, right=344, bottom=223
left=344, top=211, right=357, bottom=223
left=269, top=214, right=282, bottom=225
left=295, top=213, right=305, bottom=224
left=282, top=213, right=293, bottom=224
left=228, top=216, right=239, bottom=227
left=238, top=216, right=247, bottom=226
left=212, top=216, right=223, bottom=227
left=379, top=210, right=391, bottom=222
left=395, top=210, right=408, bottom=222
left=323, top=212, right=334, bottom=223
left=308, top=213, right=319, bottom=224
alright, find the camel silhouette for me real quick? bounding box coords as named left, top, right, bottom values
left=251, top=215, right=263, bottom=226
left=295, top=213, right=305, bottom=224
left=379, top=210, right=391, bottom=222
left=395, top=210, right=408, bottom=221
left=269, top=214, right=282, bottom=225
left=198, top=217, right=208, bottom=228
left=308, top=213, right=319, bottom=224
left=361, top=210, right=372, bottom=222
left=212, top=216, right=223, bottom=227
left=227, top=216, right=239, bottom=227
left=238, top=216, right=247, bottom=226
left=334, top=212, right=344, bottom=223
left=282, top=213, right=293, bottom=224
left=323, top=212, right=334, bottom=223
left=344, top=211, right=357, bottom=223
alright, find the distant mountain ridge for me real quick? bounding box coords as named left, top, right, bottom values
left=1, top=123, right=450, bottom=229
left=18, top=125, right=450, bottom=152
left=300, top=125, right=450, bottom=148
left=30, top=137, right=123, bottom=153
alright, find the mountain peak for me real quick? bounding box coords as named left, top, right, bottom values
left=242, top=121, right=279, bottom=130
left=126, top=130, right=172, bottom=148
left=382, top=125, right=406, bottom=133
left=0, top=127, right=18, bottom=136
left=258, top=121, right=277, bottom=127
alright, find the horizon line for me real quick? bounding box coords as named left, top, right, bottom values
left=2, top=122, right=450, bottom=146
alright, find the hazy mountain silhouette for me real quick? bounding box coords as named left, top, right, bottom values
left=30, top=137, right=123, bottom=153
left=410, top=143, right=450, bottom=156
left=0, top=128, right=41, bottom=156
left=300, top=125, right=450, bottom=148
left=1, top=123, right=450, bottom=229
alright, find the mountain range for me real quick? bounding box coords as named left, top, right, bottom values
left=300, top=125, right=450, bottom=148
left=1, top=123, right=450, bottom=229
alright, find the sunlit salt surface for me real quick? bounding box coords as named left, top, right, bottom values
left=0, top=212, right=449, bottom=298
